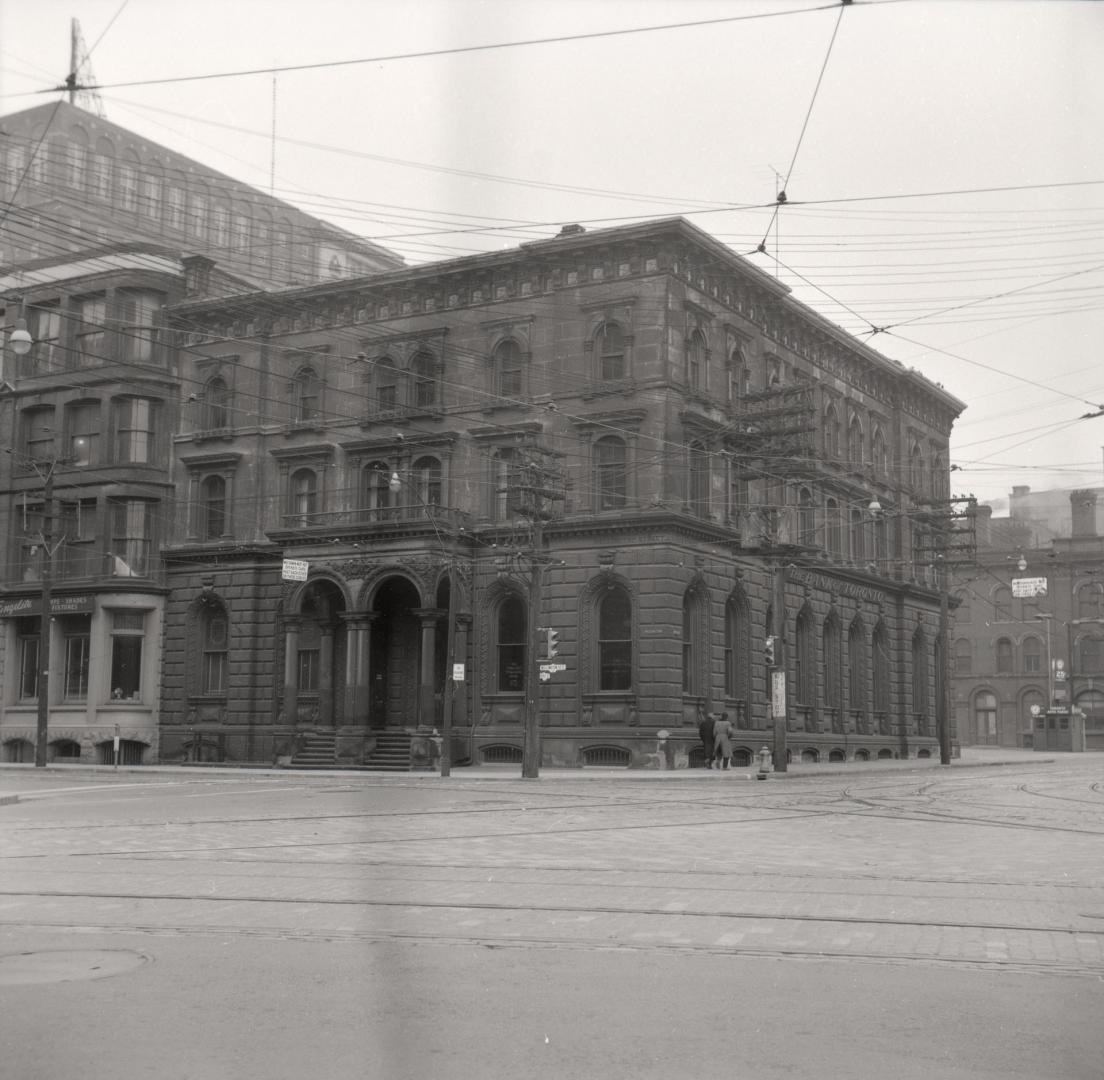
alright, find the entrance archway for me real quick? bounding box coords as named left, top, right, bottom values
left=369, top=576, right=426, bottom=729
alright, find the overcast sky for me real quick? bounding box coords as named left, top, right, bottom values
left=2, top=0, right=1102, bottom=512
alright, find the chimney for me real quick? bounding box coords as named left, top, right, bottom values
left=1071, top=490, right=1098, bottom=538
left=973, top=503, right=993, bottom=550
left=183, top=255, right=215, bottom=298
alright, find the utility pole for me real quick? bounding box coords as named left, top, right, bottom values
left=937, top=583, right=952, bottom=765
left=33, top=460, right=66, bottom=768
left=770, top=561, right=788, bottom=773
left=440, top=565, right=457, bottom=778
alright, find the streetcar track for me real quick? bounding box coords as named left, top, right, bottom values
left=0, top=887, right=1099, bottom=939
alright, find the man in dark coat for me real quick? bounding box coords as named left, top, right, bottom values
left=698, top=714, right=717, bottom=768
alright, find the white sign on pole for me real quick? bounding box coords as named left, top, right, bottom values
left=452, top=663, right=465, bottom=682
left=539, top=662, right=567, bottom=674
left=1011, top=577, right=1047, bottom=598
left=771, top=671, right=787, bottom=719
left=282, top=558, right=309, bottom=581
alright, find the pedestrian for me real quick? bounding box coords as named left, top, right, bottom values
left=713, top=712, right=734, bottom=771
left=698, top=713, right=716, bottom=768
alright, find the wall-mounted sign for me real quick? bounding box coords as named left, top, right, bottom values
left=1012, top=577, right=1047, bottom=598
left=0, top=595, right=94, bottom=618
left=282, top=559, right=309, bottom=582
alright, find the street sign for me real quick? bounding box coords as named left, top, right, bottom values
left=539, top=662, right=566, bottom=674
left=282, top=558, right=309, bottom=581
left=1012, top=576, right=1047, bottom=598
left=452, top=663, right=465, bottom=682
left=771, top=671, right=786, bottom=719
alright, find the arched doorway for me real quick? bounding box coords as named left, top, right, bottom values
left=285, top=579, right=347, bottom=727
left=369, top=576, right=428, bottom=730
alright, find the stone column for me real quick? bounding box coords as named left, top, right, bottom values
left=341, top=615, right=371, bottom=725
left=282, top=616, right=301, bottom=726
left=414, top=608, right=444, bottom=730
left=319, top=623, right=335, bottom=726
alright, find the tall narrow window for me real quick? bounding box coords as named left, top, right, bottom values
left=798, top=488, right=816, bottom=545
left=119, top=291, right=163, bottom=364
left=118, top=159, right=139, bottom=212
left=114, top=398, right=154, bottom=463
left=872, top=621, right=890, bottom=713
left=292, top=367, right=321, bottom=422
left=68, top=402, right=100, bottom=466
left=62, top=614, right=92, bottom=699
left=973, top=691, right=998, bottom=744
left=823, top=613, right=842, bottom=714
left=954, top=638, right=972, bottom=676
left=23, top=406, right=55, bottom=462
left=375, top=358, right=398, bottom=412
left=598, top=587, right=633, bottom=691
left=76, top=295, right=106, bottom=366
left=204, top=376, right=231, bottom=430
left=289, top=469, right=318, bottom=526
left=996, top=638, right=1013, bottom=674
left=912, top=628, right=930, bottom=721
left=689, top=442, right=709, bottom=518
left=795, top=607, right=815, bottom=706
left=848, top=417, right=864, bottom=469
left=201, top=475, right=227, bottom=539
left=17, top=618, right=39, bottom=700
left=825, top=498, right=842, bottom=557
left=413, top=456, right=442, bottom=507
left=823, top=405, right=840, bottom=460
left=201, top=603, right=229, bottom=694
left=110, top=499, right=152, bottom=576
left=30, top=303, right=62, bottom=370
left=110, top=611, right=144, bottom=700
left=848, top=618, right=867, bottom=712
left=725, top=593, right=750, bottom=704
left=491, top=449, right=520, bottom=522
left=362, top=462, right=393, bottom=520
left=1022, top=636, right=1042, bottom=674
left=494, top=340, right=523, bottom=399
left=497, top=595, right=526, bottom=692
left=596, top=322, right=625, bottom=381
left=686, top=329, right=706, bottom=391
left=59, top=499, right=97, bottom=578
left=871, top=427, right=887, bottom=477
left=849, top=507, right=865, bottom=562
left=681, top=591, right=702, bottom=696
left=411, top=352, right=437, bottom=410
left=595, top=436, right=627, bottom=510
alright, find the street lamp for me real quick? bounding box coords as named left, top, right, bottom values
left=8, top=318, right=32, bottom=356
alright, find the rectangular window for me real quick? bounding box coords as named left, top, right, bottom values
left=31, top=303, right=62, bottom=370
left=119, top=163, right=138, bottom=211
left=115, top=398, right=154, bottom=463
left=60, top=499, right=98, bottom=579
left=110, top=499, right=153, bottom=576
left=91, top=153, right=112, bottom=200
left=76, top=296, right=106, bottom=366
left=110, top=611, right=144, bottom=700
left=68, top=142, right=86, bottom=188
left=118, top=291, right=163, bottom=364
left=212, top=206, right=230, bottom=246
left=18, top=619, right=39, bottom=700
left=167, top=186, right=185, bottom=230
left=64, top=615, right=92, bottom=699
left=68, top=403, right=101, bottom=466
left=140, top=173, right=161, bottom=219
left=23, top=407, right=55, bottom=461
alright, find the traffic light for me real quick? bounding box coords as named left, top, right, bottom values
left=546, top=628, right=559, bottom=659
left=765, top=635, right=776, bottom=667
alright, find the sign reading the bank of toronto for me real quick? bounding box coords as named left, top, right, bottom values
left=282, top=558, right=309, bottom=582
left=1012, top=576, right=1047, bottom=598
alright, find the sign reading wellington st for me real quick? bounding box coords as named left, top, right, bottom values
left=282, top=559, right=309, bottom=582
left=1012, top=577, right=1047, bottom=598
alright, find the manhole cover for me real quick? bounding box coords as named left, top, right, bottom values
left=0, top=949, right=149, bottom=986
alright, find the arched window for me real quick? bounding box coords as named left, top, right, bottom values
left=823, top=404, right=840, bottom=460
left=361, top=462, right=393, bottom=520
left=728, top=347, right=747, bottom=405
left=596, top=322, right=625, bottom=381
left=598, top=587, right=632, bottom=691
left=912, top=627, right=929, bottom=719
left=412, top=455, right=442, bottom=507
left=1079, top=633, right=1104, bottom=674
left=494, top=339, right=523, bottom=399
left=825, top=498, right=842, bottom=557
left=910, top=443, right=925, bottom=491
left=289, top=468, right=317, bottom=526
left=848, top=618, right=867, bottom=713
left=850, top=507, right=865, bottom=562
left=973, top=690, right=998, bottom=744
left=682, top=590, right=702, bottom=695
left=993, top=586, right=1013, bottom=622
left=200, top=601, right=229, bottom=694
left=848, top=416, right=864, bottom=468
left=686, top=329, right=706, bottom=390
left=931, top=452, right=947, bottom=498
left=872, top=621, right=890, bottom=714
left=490, top=449, right=520, bottom=522
left=204, top=375, right=230, bottom=430
left=689, top=442, right=709, bottom=518
left=1022, top=636, right=1042, bottom=674
left=798, top=488, right=816, bottom=545
left=871, top=427, right=887, bottom=477
left=291, top=367, right=320, bottom=423
left=410, top=351, right=438, bottom=410
left=595, top=436, right=627, bottom=510
left=954, top=637, right=972, bottom=675
left=496, top=595, right=526, bottom=692
left=1077, top=582, right=1104, bottom=620
left=795, top=606, right=815, bottom=707
left=873, top=514, right=888, bottom=570
left=201, top=475, right=226, bottom=540
left=823, top=612, right=842, bottom=717
left=724, top=592, right=750, bottom=707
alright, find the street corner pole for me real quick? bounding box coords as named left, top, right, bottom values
left=522, top=545, right=543, bottom=780
left=938, top=585, right=952, bottom=766
left=440, top=567, right=457, bottom=779
left=34, top=464, right=57, bottom=768
left=771, top=561, right=788, bottom=773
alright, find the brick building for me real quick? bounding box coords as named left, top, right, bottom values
left=953, top=488, right=1104, bottom=751
left=159, top=217, right=964, bottom=769
left=0, top=101, right=403, bottom=290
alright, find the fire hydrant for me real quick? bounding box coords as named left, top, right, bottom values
left=756, top=746, right=772, bottom=780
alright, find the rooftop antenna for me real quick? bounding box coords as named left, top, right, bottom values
left=68, top=18, right=106, bottom=117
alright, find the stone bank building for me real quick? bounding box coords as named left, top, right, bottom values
left=158, top=217, right=963, bottom=769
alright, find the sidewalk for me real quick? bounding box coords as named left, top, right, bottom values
left=0, top=745, right=1064, bottom=794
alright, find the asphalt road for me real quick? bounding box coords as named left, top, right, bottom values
left=0, top=753, right=1101, bottom=1079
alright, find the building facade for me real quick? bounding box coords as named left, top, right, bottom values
left=158, top=217, right=964, bottom=769
left=952, top=489, right=1104, bottom=751
left=0, top=102, right=403, bottom=290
